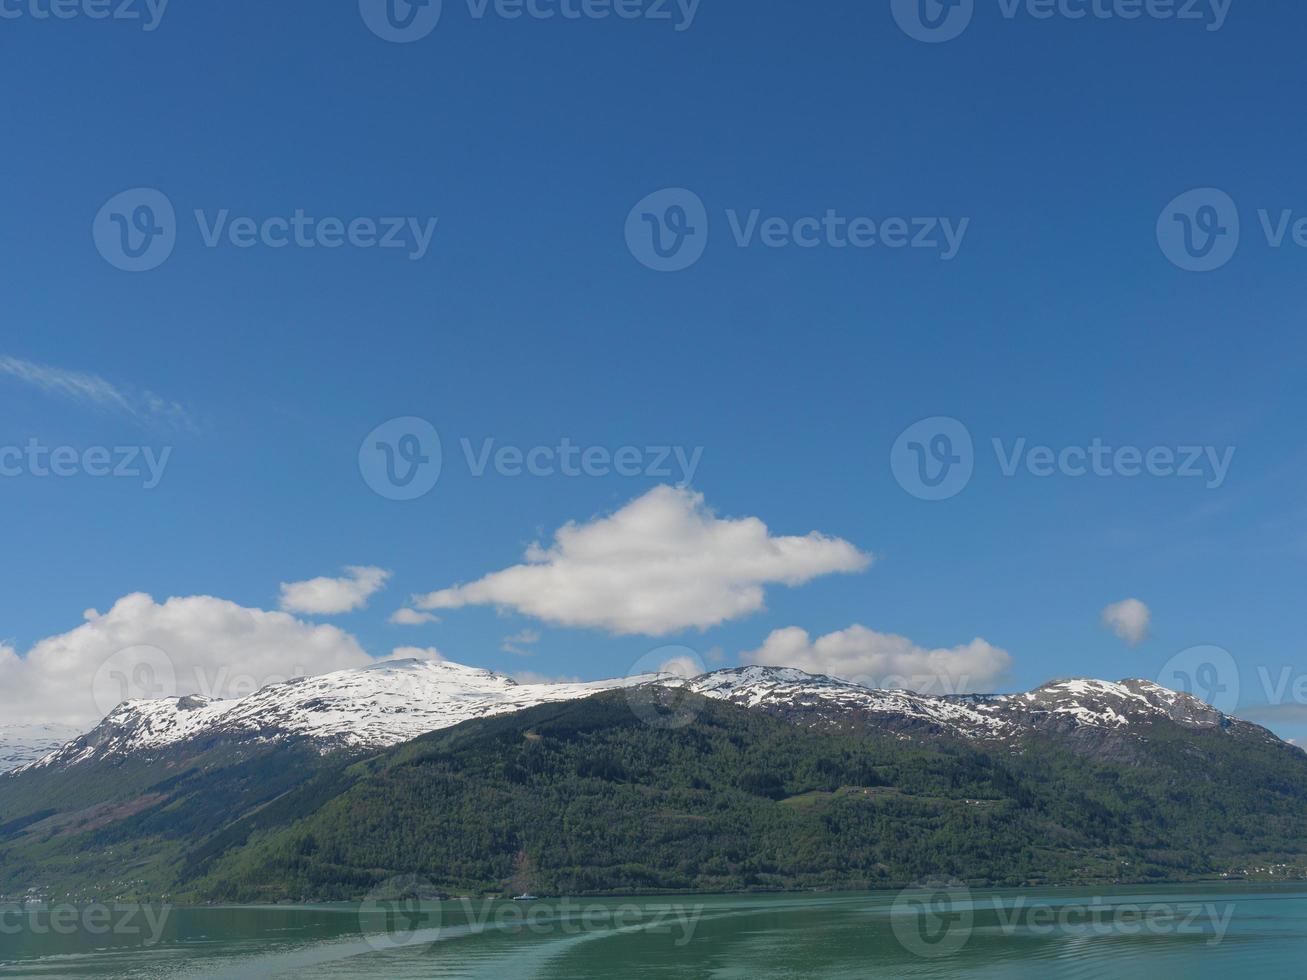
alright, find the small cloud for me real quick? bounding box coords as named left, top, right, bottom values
left=0, top=354, right=195, bottom=432
left=742, top=624, right=1013, bottom=695
left=501, top=629, right=541, bottom=657
left=390, top=608, right=440, bottom=626
left=412, top=486, right=870, bottom=636
left=391, top=646, right=444, bottom=662
left=279, top=566, right=391, bottom=616
left=1101, top=599, right=1151, bottom=646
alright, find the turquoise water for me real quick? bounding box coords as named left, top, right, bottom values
left=1, top=884, right=1303, bottom=978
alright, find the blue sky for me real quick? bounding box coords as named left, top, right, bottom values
left=2, top=1, right=1306, bottom=739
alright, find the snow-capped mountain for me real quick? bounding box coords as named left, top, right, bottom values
left=0, top=723, right=82, bottom=773
left=683, top=668, right=1275, bottom=759
left=25, top=659, right=658, bottom=771
left=19, top=659, right=1276, bottom=773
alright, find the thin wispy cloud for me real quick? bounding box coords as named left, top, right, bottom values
left=501, top=629, right=541, bottom=657
left=0, top=355, right=195, bottom=431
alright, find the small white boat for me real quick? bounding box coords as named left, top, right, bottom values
left=511, top=894, right=539, bottom=902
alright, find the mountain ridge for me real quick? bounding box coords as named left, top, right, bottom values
left=2, top=673, right=1305, bottom=903
left=17, top=657, right=1284, bottom=775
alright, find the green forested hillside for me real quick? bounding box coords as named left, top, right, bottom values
left=192, top=692, right=1307, bottom=902
left=3, top=691, right=1306, bottom=903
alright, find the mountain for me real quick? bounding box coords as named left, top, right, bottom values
left=92, top=692, right=1307, bottom=901
left=22, top=659, right=1281, bottom=774
left=3, top=660, right=1304, bottom=902
left=685, top=669, right=1281, bottom=761
left=0, top=724, right=80, bottom=774
left=24, top=659, right=655, bottom=771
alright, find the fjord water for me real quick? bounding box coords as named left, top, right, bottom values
left=1, top=885, right=1303, bottom=978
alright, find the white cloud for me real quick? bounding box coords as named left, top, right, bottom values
left=390, top=608, right=440, bottom=626
left=279, top=566, right=391, bottom=616
left=0, top=593, right=372, bottom=727
left=391, top=646, right=445, bottom=662
left=413, top=487, right=870, bottom=636
left=1101, top=599, right=1151, bottom=646
left=743, top=624, right=1013, bottom=694
left=0, top=354, right=194, bottom=431
left=501, top=629, right=540, bottom=656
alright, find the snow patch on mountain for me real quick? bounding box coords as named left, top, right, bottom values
left=17, top=659, right=1267, bottom=773
left=24, top=659, right=658, bottom=770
